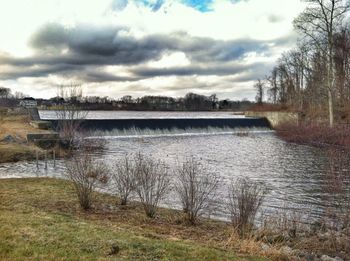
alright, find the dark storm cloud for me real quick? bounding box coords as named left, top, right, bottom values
left=28, top=23, right=269, bottom=62
left=80, top=71, right=141, bottom=83
left=0, top=22, right=282, bottom=82
left=131, top=62, right=269, bottom=77
left=0, top=63, right=80, bottom=79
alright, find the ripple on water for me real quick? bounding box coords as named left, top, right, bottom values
left=1, top=131, right=349, bottom=222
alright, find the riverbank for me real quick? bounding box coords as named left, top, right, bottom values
left=1, top=178, right=348, bottom=260
left=275, top=123, right=350, bottom=148
left=0, top=114, right=60, bottom=163
left=0, top=178, right=268, bottom=261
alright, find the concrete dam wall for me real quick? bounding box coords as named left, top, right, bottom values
left=245, top=111, right=300, bottom=128
left=48, top=118, right=271, bottom=131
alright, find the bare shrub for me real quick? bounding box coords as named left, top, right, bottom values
left=57, top=107, right=88, bottom=147
left=174, top=157, right=219, bottom=224
left=228, top=178, right=268, bottom=236
left=134, top=153, right=170, bottom=218
left=111, top=156, right=136, bottom=205
left=276, top=122, right=350, bottom=147
left=65, top=152, right=108, bottom=210
left=259, top=206, right=310, bottom=243
left=55, top=84, right=88, bottom=147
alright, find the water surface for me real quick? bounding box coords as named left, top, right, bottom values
left=1, top=130, right=348, bottom=222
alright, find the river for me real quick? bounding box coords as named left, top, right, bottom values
left=0, top=110, right=349, bottom=223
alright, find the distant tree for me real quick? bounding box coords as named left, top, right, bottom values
left=184, top=93, right=212, bottom=110
left=14, top=91, right=26, bottom=100
left=0, top=87, right=11, bottom=98
left=121, top=95, right=133, bottom=103
left=254, top=79, right=265, bottom=105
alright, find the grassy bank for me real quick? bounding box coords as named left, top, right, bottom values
left=0, top=115, right=54, bottom=163
left=0, top=178, right=268, bottom=261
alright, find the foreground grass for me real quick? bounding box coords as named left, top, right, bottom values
left=0, top=178, right=268, bottom=261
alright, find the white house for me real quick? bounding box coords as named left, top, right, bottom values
left=19, top=97, right=37, bottom=108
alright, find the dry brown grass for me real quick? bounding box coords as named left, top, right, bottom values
left=276, top=122, right=350, bottom=148
left=248, top=104, right=296, bottom=112
left=225, top=232, right=286, bottom=261
left=0, top=115, right=51, bottom=141
left=0, top=114, right=57, bottom=163
left=0, top=143, right=41, bottom=163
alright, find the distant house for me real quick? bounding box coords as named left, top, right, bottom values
left=19, top=97, right=37, bottom=108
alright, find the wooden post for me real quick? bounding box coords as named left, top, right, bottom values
left=44, top=151, right=48, bottom=170
left=36, top=150, right=39, bottom=169
left=53, top=150, right=56, bottom=168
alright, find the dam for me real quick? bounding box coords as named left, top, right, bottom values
left=38, top=110, right=271, bottom=131
left=3, top=109, right=348, bottom=224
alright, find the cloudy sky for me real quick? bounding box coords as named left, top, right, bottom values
left=0, top=0, right=305, bottom=100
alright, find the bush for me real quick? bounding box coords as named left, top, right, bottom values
left=276, top=122, right=350, bottom=147
left=134, top=153, right=170, bottom=218
left=174, top=157, right=219, bottom=224
left=111, top=156, right=136, bottom=205
left=65, top=152, right=108, bottom=210
left=228, top=177, right=268, bottom=236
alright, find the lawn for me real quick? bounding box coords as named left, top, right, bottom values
left=0, top=178, right=268, bottom=261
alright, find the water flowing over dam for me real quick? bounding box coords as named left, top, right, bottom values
left=39, top=110, right=271, bottom=131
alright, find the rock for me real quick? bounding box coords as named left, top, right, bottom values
left=261, top=243, right=270, bottom=252
left=30, top=121, right=52, bottom=130
left=108, top=244, right=120, bottom=255
left=27, top=133, right=59, bottom=149
left=297, top=252, right=316, bottom=261
left=305, top=254, right=316, bottom=261
left=321, top=255, right=342, bottom=261
left=27, top=133, right=59, bottom=143
left=1, top=135, right=16, bottom=143
left=280, top=246, right=293, bottom=255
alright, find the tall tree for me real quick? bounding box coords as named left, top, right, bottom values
left=254, top=79, right=265, bottom=105
left=294, top=0, right=350, bottom=127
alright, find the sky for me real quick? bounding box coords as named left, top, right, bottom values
left=0, top=0, right=305, bottom=100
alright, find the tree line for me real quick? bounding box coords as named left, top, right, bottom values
left=256, top=0, right=350, bottom=127
left=0, top=85, right=254, bottom=111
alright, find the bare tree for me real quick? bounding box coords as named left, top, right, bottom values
left=254, top=79, right=265, bottom=105
left=228, top=178, right=268, bottom=236
left=134, top=153, right=170, bottom=218
left=174, top=157, right=219, bottom=224
left=111, top=156, right=136, bottom=205
left=56, top=84, right=88, bottom=147
left=0, top=87, right=11, bottom=99
left=294, top=0, right=350, bottom=127
left=65, top=152, right=108, bottom=210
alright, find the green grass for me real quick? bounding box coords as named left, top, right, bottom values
left=0, top=178, right=268, bottom=261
